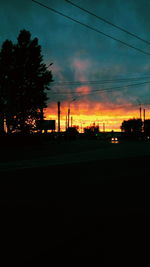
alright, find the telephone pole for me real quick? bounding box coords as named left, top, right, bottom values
left=71, top=116, right=73, bottom=127
left=139, top=106, right=142, bottom=120
left=57, top=101, right=61, bottom=132
left=143, top=108, right=146, bottom=133
left=103, top=123, right=105, bottom=132
left=143, top=108, right=146, bottom=121
left=67, top=107, right=70, bottom=128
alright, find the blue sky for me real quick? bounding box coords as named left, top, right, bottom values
left=1, top=0, right=150, bottom=129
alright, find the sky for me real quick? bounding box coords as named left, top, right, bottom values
left=1, top=0, right=150, bottom=131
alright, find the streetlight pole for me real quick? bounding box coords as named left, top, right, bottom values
left=67, top=97, right=76, bottom=130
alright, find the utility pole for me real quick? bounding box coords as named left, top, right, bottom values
left=103, top=123, right=105, bottom=132
left=139, top=106, right=142, bottom=120
left=71, top=116, right=73, bottom=127
left=67, top=108, right=70, bottom=128
left=80, top=122, right=82, bottom=133
left=143, top=108, right=146, bottom=133
left=66, top=115, right=67, bottom=131
left=143, top=108, right=146, bottom=121
left=57, top=101, right=61, bottom=132
left=0, top=114, right=4, bottom=134
left=66, top=97, right=77, bottom=130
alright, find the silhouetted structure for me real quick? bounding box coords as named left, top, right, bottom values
left=36, top=120, right=56, bottom=133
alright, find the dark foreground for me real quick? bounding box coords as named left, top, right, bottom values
left=0, top=153, right=150, bottom=265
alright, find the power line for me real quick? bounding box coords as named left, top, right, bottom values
left=51, top=80, right=150, bottom=95
left=65, top=0, right=150, bottom=46
left=32, top=0, right=150, bottom=56
left=52, top=75, right=150, bottom=86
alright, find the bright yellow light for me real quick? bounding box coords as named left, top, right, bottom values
left=44, top=100, right=144, bottom=132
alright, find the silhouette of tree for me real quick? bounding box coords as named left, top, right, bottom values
left=84, top=125, right=100, bottom=134
left=143, top=119, right=150, bottom=136
left=0, top=29, right=53, bottom=133
left=121, top=119, right=142, bottom=133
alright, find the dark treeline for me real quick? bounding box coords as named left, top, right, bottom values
left=121, top=118, right=143, bottom=133
left=120, top=118, right=150, bottom=141
left=121, top=118, right=150, bottom=134
left=0, top=29, right=53, bottom=134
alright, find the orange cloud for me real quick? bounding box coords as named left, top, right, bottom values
left=75, top=85, right=91, bottom=94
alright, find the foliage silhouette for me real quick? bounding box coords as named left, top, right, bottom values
left=143, top=119, right=150, bottom=136
left=121, top=119, right=142, bottom=133
left=0, top=29, right=53, bottom=133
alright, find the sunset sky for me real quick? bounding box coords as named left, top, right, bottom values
left=1, top=0, right=150, bottom=131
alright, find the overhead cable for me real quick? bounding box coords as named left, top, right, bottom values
left=32, top=0, right=150, bottom=56
left=52, top=75, right=150, bottom=86
left=51, top=80, right=150, bottom=95
left=65, top=0, right=150, bottom=46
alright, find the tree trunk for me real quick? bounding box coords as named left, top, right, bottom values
left=0, top=113, right=5, bottom=134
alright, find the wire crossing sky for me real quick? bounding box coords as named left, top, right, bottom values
left=51, top=80, right=150, bottom=95
left=52, top=75, right=150, bottom=85
left=65, top=0, right=150, bottom=46
left=32, top=0, right=150, bottom=57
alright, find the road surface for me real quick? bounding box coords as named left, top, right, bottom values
left=0, top=140, right=150, bottom=264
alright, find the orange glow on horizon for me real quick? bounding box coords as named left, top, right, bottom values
left=44, top=100, right=146, bottom=132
